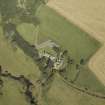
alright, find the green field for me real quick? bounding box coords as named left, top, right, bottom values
left=0, top=4, right=105, bottom=105
left=37, top=6, right=99, bottom=60
left=0, top=26, right=42, bottom=105
left=17, top=23, right=37, bottom=45
left=36, top=5, right=105, bottom=93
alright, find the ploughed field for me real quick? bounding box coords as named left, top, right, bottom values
left=0, top=4, right=105, bottom=105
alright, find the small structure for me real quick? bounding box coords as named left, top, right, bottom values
left=37, top=39, right=68, bottom=71
left=39, top=51, right=66, bottom=71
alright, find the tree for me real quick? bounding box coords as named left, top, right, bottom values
left=80, top=58, right=85, bottom=65
left=53, top=46, right=60, bottom=52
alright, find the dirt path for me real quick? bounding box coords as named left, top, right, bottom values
left=47, top=0, right=105, bottom=86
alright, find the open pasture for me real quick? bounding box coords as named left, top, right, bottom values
left=0, top=1, right=105, bottom=105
